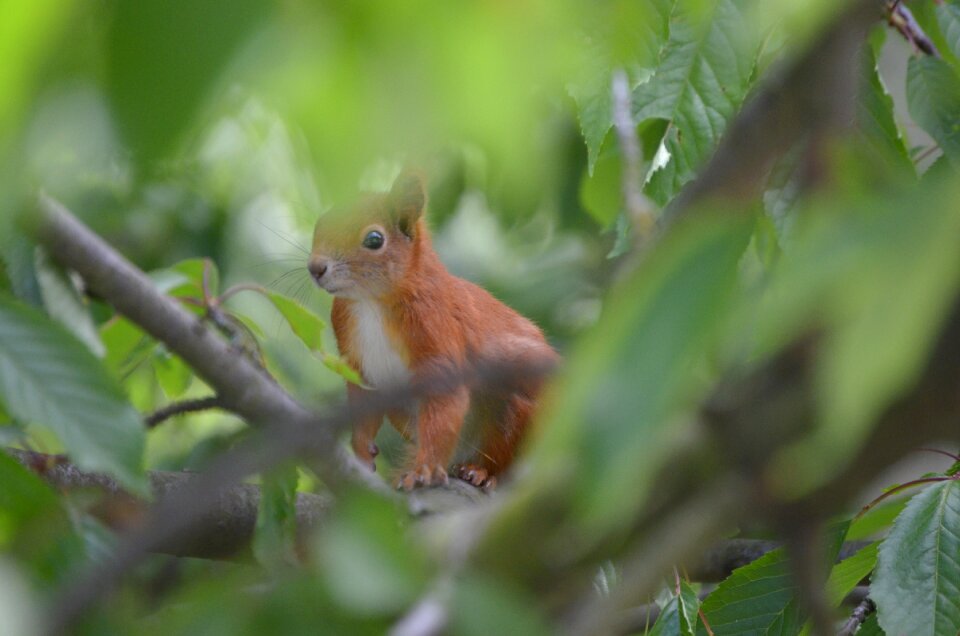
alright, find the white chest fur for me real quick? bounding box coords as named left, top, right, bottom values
left=349, top=300, right=412, bottom=388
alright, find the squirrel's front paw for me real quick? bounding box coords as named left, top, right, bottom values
left=351, top=441, right=379, bottom=472
left=396, top=464, right=448, bottom=491
left=451, top=464, right=497, bottom=491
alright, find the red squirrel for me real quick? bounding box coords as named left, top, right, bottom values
left=308, top=172, right=558, bottom=491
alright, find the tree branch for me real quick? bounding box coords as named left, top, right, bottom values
left=30, top=194, right=338, bottom=459
left=7, top=448, right=330, bottom=559
left=145, top=396, right=226, bottom=429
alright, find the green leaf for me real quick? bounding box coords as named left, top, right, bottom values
left=0, top=295, right=146, bottom=493
left=253, top=463, right=300, bottom=569
left=848, top=498, right=908, bottom=541
left=937, top=1, right=960, bottom=62
left=907, top=56, right=960, bottom=166
left=823, top=541, right=878, bottom=606
left=266, top=291, right=326, bottom=353
left=0, top=451, right=63, bottom=534
left=644, top=579, right=700, bottom=636
left=649, top=596, right=683, bottom=636
left=169, top=257, right=219, bottom=300
left=450, top=574, right=551, bottom=636
left=0, top=236, right=42, bottom=307
left=101, top=316, right=155, bottom=379
left=34, top=247, right=105, bottom=357
left=315, top=489, right=428, bottom=614
left=104, top=0, right=271, bottom=160
left=570, top=70, right=614, bottom=176
left=700, top=549, right=802, bottom=635
left=755, top=178, right=960, bottom=497
left=533, top=213, right=752, bottom=533
left=152, top=348, right=192, bottom=399
left=0, top=0, right=74, bottom=138
left=857, top=47, right=913, bottom=175
left=857, top=613, right=884, bottom=636
left=569, top=1, right=671, bottom=173
left=635, top=0, right=758, bottom=206
left=579, top=147, right=623, bottom=227
left=872, top=480, right=960, bottom=636
left=678, top=579, right=700, bottom=635
left=700, top=522, right=848, bottom=635
left=322, top=352, right=364, bottom=387
left=0, top=451, right=87, bottom=584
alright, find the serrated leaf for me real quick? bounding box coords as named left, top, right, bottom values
left=872, top=480, right=960, bottom=636
left=570, top=68, right=614, bottom=175
left=0, top=295, right=146, bottom=493
left=266, top=291, right=325, bottom=353
left=700, top=549, right=802, bottom=635
left=857, top=613, right=884, bottom=636
left=634, top=0, right=758, bottom=206
left=937, top=1, right=960, bottom=62
left=570, top=1, right=672, bottom=173
left=700, top=522, right=848, bottom=636
left=907, top=56, right=960, bottom=166
left=34, top=247, right=105, bottom=357
left=857, top=47, right=913, bottom=174
left=253, top=463, right=300, bottom=569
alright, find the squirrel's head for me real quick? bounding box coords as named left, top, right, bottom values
left=308, top=172, right=427, bottom=299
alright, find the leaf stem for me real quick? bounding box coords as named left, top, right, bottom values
left=217, top=283, right=269, bottom=306
left=854, top=476, right=954, bottom=520
left=916, top=447, right=960, bottom=462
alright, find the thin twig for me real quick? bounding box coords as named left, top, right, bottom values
left=837, top=596, right=876, bottom=636
left=916, top=446, right=960, bottom=462
left=611, top=69, right=656, bottom=243
left=144, top=396, right=226, bottom=428
left=887, top=1, right=939, bottom=56
left=854, top=476, right=954, bottom=520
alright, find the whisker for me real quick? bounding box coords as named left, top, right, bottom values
left=259, top=222, right=310, bottom=256
left=266, top=267, right=308, bottom=291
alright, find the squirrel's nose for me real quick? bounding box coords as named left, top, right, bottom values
left=308, top=257, right=328, bottom=281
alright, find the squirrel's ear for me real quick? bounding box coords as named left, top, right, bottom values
left=389, top=171, right=426, bottom=238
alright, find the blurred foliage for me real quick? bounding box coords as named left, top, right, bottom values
left=0, top=0, right=959, bottom=634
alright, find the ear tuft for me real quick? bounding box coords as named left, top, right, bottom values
left=389, top=171, right=426, bottom=238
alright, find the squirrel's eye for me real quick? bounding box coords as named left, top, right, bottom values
left=362, top=230, right=385, bottom=250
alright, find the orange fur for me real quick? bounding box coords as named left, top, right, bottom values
left=310, top=173, right=558, bottom=490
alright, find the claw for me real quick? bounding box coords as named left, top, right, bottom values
left=395, top=463, right=449, bottom=491
left=452, top=464, right=497, bottom=491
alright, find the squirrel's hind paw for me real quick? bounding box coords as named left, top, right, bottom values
left=396, top=464, right=448, bottom=491
left=451, top=464, right=497, bottom=492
